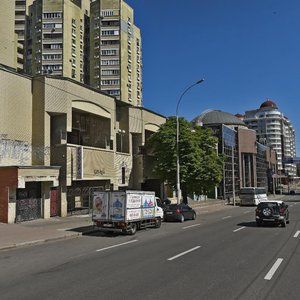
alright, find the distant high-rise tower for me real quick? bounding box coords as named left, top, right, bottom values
left=1, top=1, right=17, bottom=69
left=90, top=0, right=143, bottom=106
left=25, top=0, right=90, bottom=82
left=243, top=100, right=296, bottom=177
left=14, top=0, right=27, bottom=71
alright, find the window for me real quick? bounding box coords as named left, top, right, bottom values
left=43, top=33, right=63, bottom=39
left=101, top=79, right=120, bottom=85
left=101, top=10, right=114, bottom=17
left=101, top=30, right=119, bottom=36
left=101, top=40, right=119, bottom=45
left=67, top=110, right=111, bottom=149
left=43, top=43, right=63, bottom=49
left=43, top=23, right=62, bottom=29
left=43, top=54, right=62, bottom=60
left=101, top=59, right=119, bottom=65
left=122, top=167, right=125, bottom=184
left=106, top=90, right=120, bottom=96
left=43, top=12, right=62, bottom=19
left=101, top=69, right=120, bottom=76
left=101, top=20, right=120, bottom=26
left=101, top=49, right=118, bottom=56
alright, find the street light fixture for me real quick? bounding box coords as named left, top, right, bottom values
left=176, top=79, right=204, bottom=204
left=118, top=129, right=126, bottom=152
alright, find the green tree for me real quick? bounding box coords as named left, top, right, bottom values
left=147, top=117, right=223, bottom=202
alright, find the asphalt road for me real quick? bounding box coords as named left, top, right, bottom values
left=1, top=195, right=299, bottom=300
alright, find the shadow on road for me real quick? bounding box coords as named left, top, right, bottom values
left=237, top=221, right=257, bottom=228
left=67, top=226, right=122, bottom=238
left=237, top=221, right=285, bottom=228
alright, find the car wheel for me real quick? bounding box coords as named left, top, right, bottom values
left=180, top=214, right=185, bottom=223
left=281, top=219, right=286, bottom=227
left=192, top=213, right=196, bottom=220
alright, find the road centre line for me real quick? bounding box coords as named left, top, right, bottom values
left=96, top=240, right=138, bottom=252
left=233, top=226, right=246, bottom=232
left=222, top=216, right=232, bottom=220
left=294, top=231, right=300, bottom=238
left=182, top=224, right=201, bottom=229
left=264, top=258, right=283, bottom=280
left=168, top=246, right=201, bottom=261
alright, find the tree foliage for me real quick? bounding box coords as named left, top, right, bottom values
left=146, top=117, right=223, bottom=200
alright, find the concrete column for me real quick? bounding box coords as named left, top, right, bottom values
left=60, top=188, right=68, bottom=217
left=8, top=186, right=16, bottom=224
left=42, top=182, right=51, bottom=219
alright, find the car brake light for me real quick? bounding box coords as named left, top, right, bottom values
left=279, top=208, right=285, bottom=214
left=176, top=209, right=181, bottom=214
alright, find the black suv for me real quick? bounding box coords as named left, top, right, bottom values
left=255, top=201, right=289, bottom=227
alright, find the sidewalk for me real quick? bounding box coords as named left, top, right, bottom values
left=0, top=197, right=282, bottom=251
left=0, top=214, right=95, bottom=251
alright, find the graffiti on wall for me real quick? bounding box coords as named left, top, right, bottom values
left=0, top=138, right=31, bottom=165
left=0, top=136, right=51, bottom=165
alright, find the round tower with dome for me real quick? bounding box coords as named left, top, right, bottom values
left=243, top=100, right=296, bottom=177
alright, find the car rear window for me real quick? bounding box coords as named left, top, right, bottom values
left=168, top=204, right=184, bottom=210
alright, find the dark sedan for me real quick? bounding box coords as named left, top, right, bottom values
left=164, top=203, right=196, bottom=222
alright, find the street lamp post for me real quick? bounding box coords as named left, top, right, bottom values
left=176, top=79, right=204, bottom=204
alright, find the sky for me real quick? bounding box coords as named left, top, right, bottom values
left=126, top=0, right=300, bottom=154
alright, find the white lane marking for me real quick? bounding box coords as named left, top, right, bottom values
left=168, top=246, right=201, bottom=261
left=222, top=216, right=232, bottom=220
left=233, top=226, right=246, bottom=232
left=294, top=231, right=300, bottom=238
left=182, top=224, right=201, bottom=229
left=96, top=240, right=138, bottom=252
left=289, top=205, right=293, bottom=207
left=264, top=258, right=283, bottom=280
left=243, top=211, right=251, bottom=214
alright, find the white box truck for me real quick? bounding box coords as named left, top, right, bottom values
left=92, top=190, right=164, bottom=235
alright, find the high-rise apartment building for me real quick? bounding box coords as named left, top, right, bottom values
left=90, top=0, right=142, bottom=106
left=25, top=0, right=90, bottom=82
left=23, top=0, right=142, bottom=106
left=14, top=0, right=27, bottom=71
left=242, top=100, right=296, bottom=177
left=1, top=1, right=18, bottom=69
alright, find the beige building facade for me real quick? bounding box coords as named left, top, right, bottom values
left=0, top=66, right=165, bottom=223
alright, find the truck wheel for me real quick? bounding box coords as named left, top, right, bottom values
left=155, top=218, right=162, bottom=228
left=129, top=223, right=137, bottom=235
